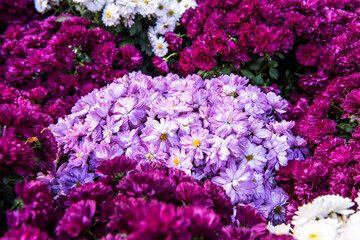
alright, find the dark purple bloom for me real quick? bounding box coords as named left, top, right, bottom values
left=203, top=179, right=233, bottom=224
left=0, top=128, right=35, bottom=176
left=66, top=182, right=112, bottom=205
left=164, top=32, right=183, bottom=52
left=116, top=171, right=176, bottom=201
left=179, top=47, right=196, bottom=75
left=152, top=56, right=169, bottom=73
left=118, top=45, right=143, bottom=71
left=182, top=206, right=223, bottom=239
left=175, top=182, right=214, bottom=208
left=236, top=205, right=268, bottom=238
left=92, top=42, right=119, bottom=66
left=55, top=199, right=96, bottom=238
left=1, top=224, right=52, bottom=240
left=6, top=181, right=54, bottom=229
left=97, top=156, right=137, bottom=185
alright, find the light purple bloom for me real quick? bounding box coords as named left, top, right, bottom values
left=180, top=127, right=212, bottom=166
left=212, top=160, right=257, bottom=204
left=142, top=117, right=179, bottom=151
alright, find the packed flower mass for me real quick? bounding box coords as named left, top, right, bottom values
left=1, top=0, right=360, bottom=239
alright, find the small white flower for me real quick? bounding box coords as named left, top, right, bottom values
left=154, top=0, right=170, bottom=16
left=35, top=0, right=50, bottom=13
left=84, top=0, right=106, bottom=12
left=116, top=0, right=137, bottom=16
left=154, top=16, right=177, bottom=35
left=179, top=0, right=197, bottom=14
left=150, top=36, right=169, bottom=57
left=137, top=0, right=158, bottom=16
left=102, top=4, right=121, bottom=26
left=293, top=219, right=339, bottom=240
left=267, top=223, right=291, bottom=235
left=293, top=195, right=355, bottom=227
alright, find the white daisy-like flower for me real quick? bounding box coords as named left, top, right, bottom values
left=154, top=16, right=177, bottom=35
left=137, top=0, right=158, bottom=16
left=293, top=219, right=339, bottom=240
left=150, top=36, right=169, bottom=57
left=267, top=223, right=291, bottom=235
left=102, top=4, right=121, bottom=26
left=355, top=194, right=360, bottom=209
left=116, top=0, right=137, bottom=16
left=163, top=1, right=182, bottom=21
left=35, top=0, right=50, bottom=13
left=179, top=0, right=197, bottom=14
left=154, top=0, right=170, bottom=16
left=293, top=195, right=355, bottom=227
left=84, top=0, right=106, bottom=12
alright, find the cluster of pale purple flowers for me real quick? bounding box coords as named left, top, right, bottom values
left=49, top=72, right=309, bottom=224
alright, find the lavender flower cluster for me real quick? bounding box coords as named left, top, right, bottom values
left=0, top=15, right=143, bottom=120
left=49, top=72, right=309, bottom=224
left=4, top=156, right=294, bottom=240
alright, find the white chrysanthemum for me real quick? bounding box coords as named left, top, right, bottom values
left=73, top=0, right=87, bottom=3
left=293, top=195, right=355, bottom=227
left=137, top=0, right=158, bottom=16
left=154, top=16, right=177, bottom=34
left=267, top=223, right=291, bottom=235
left=154, top=0, right=170, bottom=16
left=293, top=219, right=339, bottom=240
left=150, top=36, right=169, bottom=57
left=147, top=26, right=158, bottom=42
left=35, top=0, right=50, bottom=13
left=179, top=0, right=197, bottom=14
left=116, top=0, right=137, bottom=16
left=102, top=4, right=121, bottom=26
left=163, top=1, right=182, bottom=21
left=84, top=0, right=106, bottom=12
left=355, top=194, right=360, bottom=209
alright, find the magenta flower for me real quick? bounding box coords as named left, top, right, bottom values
left=55, top=199, right=97, bottom=238
left=152, top=56, right=169, bottom=73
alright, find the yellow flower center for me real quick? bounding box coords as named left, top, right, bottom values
left=168, top=10, right=174, bottom=16
left=309, top=233, right=320, bottom=240
left=157, top=44, right=163, bottom=49
left=145, top=0, right=149, bottom=4
left=246, top=155, right=254, bottom=161
left=274, top=206, right=282, bottom=214
left=146, top=152, right=154, bottom=160
left=26, top=137, right=39, bottom=143
left=159, top=4, right=164, bottom=10
left=72, top=131, right=76, bottom=135
left=173, top=158, right=179, bottom=165
left=106, top=11, right=111, bottom=18
left=193, top=139, right=201, bottom=148
left=160, top=133, right=168, bottom=141
left=172, top=104, right=176, bottom=107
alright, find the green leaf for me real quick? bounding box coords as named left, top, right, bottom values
left=276, top=52, right=285, bottom=59
left=252, top=74, right=264, bottom=86
left=114, top=24, right=124, bottom=33
left=129, top=16, right=142, bottom=36
left=56, top=16, right=71, bottom=23
left=139, top=37, right=153, bottom=56
left=221, top=67, right=232, bottom=75
left=81, top=10, right=92, bottom=20
left=240, top=69, right=254, bottom=79
left=269, top=60, right=278, bottom=68
left=248, top=63, right=261, bottom=71
left=269, top=67, right=279, bottom=80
